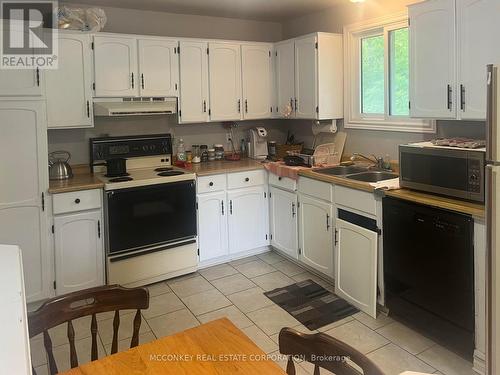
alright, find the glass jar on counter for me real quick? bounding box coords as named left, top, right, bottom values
left=214, top=144, right=224, bottom=160
left=192, top=145, right=201, bottom=164
left=208, top=148, right=216, bottom=161
left=200, top=145, right=209, bottom=162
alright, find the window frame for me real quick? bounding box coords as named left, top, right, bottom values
left=344, top=12, right=436, bottom=133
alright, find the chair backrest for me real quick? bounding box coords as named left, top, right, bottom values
left=279, top=327, right=384, bottom=375
left=28, top=285, right=149, bottom=375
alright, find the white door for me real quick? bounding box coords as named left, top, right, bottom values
left=208, top=42, right=242, bottom=121
left=270, top=187, right=298, bottom=259
left=275, top=41, right=296, bottom=118
left=241, top=44, right=272, bottom=119
left=228, top=186, right=268, bottom=254
left=179, top=41, right=209, bottom=123
left=335, top=218, right=378, bottom=318
left=54, top=210, right=104, bottom=295
left=298, top=194, right=334, bottom=278
left=295, top=35, right=318, bottom=119
left=457, top=0, right=500, bottom=120
left=93, top=35, right=138, bottom=97
left=197, top=192, right=228, bottom=262
left=0, top=101, right=50, bottom=302
left=138, top=38, right=179, bottom=97
left=45, top=33, right=93, bottom=129
left=409, top=0, right=457, bottom=118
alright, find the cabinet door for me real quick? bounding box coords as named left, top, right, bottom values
left=138, top=39, right=179, bottom=97
left=46, top=33, right=93, bottom=128
left=0, top=101, right=50, bottom=302
left=54, top=210, right=104, bottom=295
left=298, top=194, right=333, bottom=277
left=197, top=192, right=228, bottom=262
left=409, top=0, right=456, bottom=118
left=335, top=218, right=378, bottom=318
left=270, top=187, right=298, bottom=259
left=179, top=41, right=209, bottom=123
left=295, top=35, right=318, bottom=119
left=241, top=44, right=272, bottom=119
left=228, top=186, right=268, bottom=254
left=208, top=43, right=242, bottom=121
left=457, top=0, right=500, bottom=120
left=93, top=35, right=138, bottom=97
left=275, top=41, right=295, bottom=118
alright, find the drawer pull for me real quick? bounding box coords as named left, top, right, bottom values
left=209, top=182, right=214, bottom=187
left=245, top=177, right=250, bottom=182
left=75, top=198, right=81, bottom=204
left=278, top=177, right=282, bottom=181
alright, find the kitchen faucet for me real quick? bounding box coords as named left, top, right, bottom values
left=350, top=153, right=391, bottom=171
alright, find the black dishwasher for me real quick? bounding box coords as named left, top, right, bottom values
left=383, top=197, right=474, bottom=359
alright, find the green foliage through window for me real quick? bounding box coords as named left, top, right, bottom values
left=361, top=35, right=384, bottom=114
left=389, top=28, right=409, bottom=116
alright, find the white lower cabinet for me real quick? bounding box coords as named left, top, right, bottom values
left=269, top=186, right=298, bottom=259
left=227, top=186, right=268, bottom=254
left=52, top=189, right=104, bottom=295
left=335, top=217, right=378, bottom=318
left=197, top=191, right=228, bottom=262
left=297, top=193, right=334, bottom=278
left=197, top=171, right=269, bottom=264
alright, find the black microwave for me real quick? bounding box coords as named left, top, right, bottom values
left=399, top=143, right=485, bottom=203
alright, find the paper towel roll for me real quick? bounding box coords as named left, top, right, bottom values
left=311, top=120, right=337, bottom=135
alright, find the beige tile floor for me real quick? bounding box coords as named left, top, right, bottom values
left=31, top=251, right=474, bottom=375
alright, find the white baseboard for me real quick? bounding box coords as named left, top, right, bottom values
left=473, top=349, right=486, bottom=375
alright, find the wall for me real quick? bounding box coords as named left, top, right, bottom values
left=280, top=0, right=486, bottom=158
left=62, top=2, right=282, bottom=42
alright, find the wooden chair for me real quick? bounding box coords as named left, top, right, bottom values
left=28, top=284, right=150, bottom=375
left=279, top=327, right=385, bottom=375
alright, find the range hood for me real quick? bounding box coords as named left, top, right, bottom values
left=93, top=97, right=177, bottom=117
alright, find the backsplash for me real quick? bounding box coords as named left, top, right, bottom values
left=48, top=116, right=288, bottom=165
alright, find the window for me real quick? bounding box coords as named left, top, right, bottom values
left=344, top=13, right=435, bottom=133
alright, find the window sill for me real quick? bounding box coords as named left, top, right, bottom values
left=345, top=119, right=436, bottom=133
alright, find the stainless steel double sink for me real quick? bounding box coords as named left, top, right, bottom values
left=313, top=165, right=398, bottom=183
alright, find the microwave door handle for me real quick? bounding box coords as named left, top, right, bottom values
left=487, top=65, right=498, bottom=162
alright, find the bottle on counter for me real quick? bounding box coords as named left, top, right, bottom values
left=177, top=138, right=186, bottom=162
left=214, top=144, right=224, bottom=160
left=200, top=145, right=209, bottom=162
left=208, top=148, right=216, bottom=161
left=192, top=145, right=201, bottom=164
left=186, top=150, right=192, bottom=163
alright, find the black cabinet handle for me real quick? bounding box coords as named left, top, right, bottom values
left=245, top=177, right=250, bottom=182
left=209, top=182, right=214, bottom=186
left=221, top=201, right=224, bottom=215
left=447, top=84, right=452, bottom=110
left=295, top=98, right=298, bottom=111
left=141, top=73, right=145, bottom=89
left=326, top=214, right=330, bottom=231
left=278, top=177, right=282, bottom=181
left=292, top=202, right=296, bottom=218
left=75, top=198, right=81, bottom=204
left=238, top=99, right=241, bottom=113
left=245, top=99, right=248, bottom=113
left=131, top=73, right=135, bottom=89
left=460, top=84, right=466, bottom=111
left=86, top=100, right=90, bottom=118
left=36, top=67, right=40, bottom=86
left=229, top=200, right=233, bottom=215
left=203, top=100, right=207, bottom=113
left=98, top=220, right=101, bottom=238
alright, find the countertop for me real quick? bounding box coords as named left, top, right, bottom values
left=48, top=165, right=104, bottom=194
left=186, top=158, right=265, bottom=176
left=298, top=169, right=486, bottom=219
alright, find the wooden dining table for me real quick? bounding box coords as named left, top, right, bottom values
left=59, top=318, right=287, bottom=374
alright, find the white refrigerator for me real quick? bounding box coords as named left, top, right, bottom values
left=486, top=64, right=500, bottom=375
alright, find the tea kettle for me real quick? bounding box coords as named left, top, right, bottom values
left=49, top=151, right=74, bottom=180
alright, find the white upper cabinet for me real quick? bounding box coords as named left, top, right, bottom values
left=275, top=41, right=295, bottom=118
left=409, top=0, right=457, bottom=119
left=197, top=191, right=228, bottom=262
left=270, top=187, right=298, bottom=259
left=0, top=68, right=42, bottom=97
left=93, top=35, right=139, bottom=97
left=335, top=217, right=378, bottom=318
left=138, top=38, right=179, bottom=97
left=208, top=42, right=242, bottom=121
left=457, top=0, right=500, bottom=120
left=0, top=100, right=50, bottom=303
left=178, top=41, right=209, bottom=123
left=45, top=32, right=93, bottom=129
left=295, top=35, right=318, bottom=119
left=54, top=210, right=104, bottom=295
left=241, top=44, right=272, bottom=119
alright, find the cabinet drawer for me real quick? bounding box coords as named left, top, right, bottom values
left=53, top=189, right=102, bottom=215
left=197, top=174, right=227, bottom=194
left=227, top=169, right=266, bottom=189
left=269, top=173, right=297, bottom=191
left=335, top=185, right=376, bottom=216
left=298, top=177, right=333, bottom=202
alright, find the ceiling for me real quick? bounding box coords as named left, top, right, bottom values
left=62, top=0, right=347, bottom=22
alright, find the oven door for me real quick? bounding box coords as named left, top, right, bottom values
left=105, top=180, right=197, bottom=257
